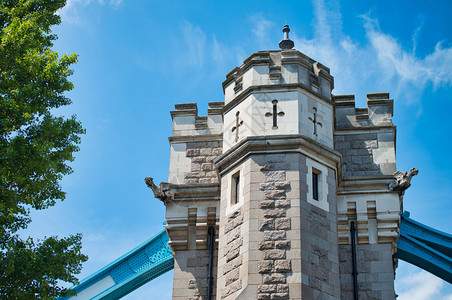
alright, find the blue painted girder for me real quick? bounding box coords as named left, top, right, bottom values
left=60, top=229, right=174, bottom=300
left=395, top=211, right=452, bottom=283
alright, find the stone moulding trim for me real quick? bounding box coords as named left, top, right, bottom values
left=214, top=135, right=342, bottom=176
left=338, top=177, right=397, bottom=195
left=223, top=83, right=334, bottom=115
left=334, top=126, right=396, bottom=133
left=168, top=134, right=223, bottom=143
left=162, top=183, right=220, bottom=203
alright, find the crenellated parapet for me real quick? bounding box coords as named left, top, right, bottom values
left=222, top=50, right=334, bottom=107
left=170, top=102, right=224, bottom=137
left=168, top=102, right=224, bottom=185
left=334, top=93, right=396, bottom=178
left=334, top=93, right=394, bottom=129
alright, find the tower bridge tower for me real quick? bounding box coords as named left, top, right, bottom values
left=158, top=25, right=400, bottom=299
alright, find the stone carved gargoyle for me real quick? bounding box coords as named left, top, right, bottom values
left=145, top=177, right=174, bottom=203
left=388, top=168, right=419, bottom=194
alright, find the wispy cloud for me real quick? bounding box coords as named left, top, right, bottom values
left=249, top=14, right=275, bottom=49
left=292, top=0, right=452, bottom=106
left=180, top=21, right=207, bottom=67
left=396, top=270, right=452, bottom=300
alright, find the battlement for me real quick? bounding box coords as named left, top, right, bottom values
left=170, top=102, right=224, bottom=137
left=334, top=93, right=394, bottom=129
left=222, top=50, right=334, bottom=106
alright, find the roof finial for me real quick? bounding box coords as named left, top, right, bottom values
left=279, top=24, right=294, bottom=50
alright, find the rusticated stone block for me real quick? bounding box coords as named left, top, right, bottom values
left=275, top=241, right=291, bottom=249
left=260, top=200, right=275, bottom=208
left=271, top=292, right=289, bottom=299
left=226, top=248, right=240, bottom=262
left=275, top=200, right=290, bottom=208
left=222, top=279, right=242, bottom=298
left=225, top=215, right=243, bottom=233
left=228, top=210, right=241, bottom=221
left=277, top=284, right=289, bottom=293
left=274, top=260, right=292, bottom=273
left=227, top=227, right=241, bottom=244
left=264, top=231, right=286, bottom=241
left=186, top=149, right=200, bottom=157
left=258, top=284, right=277, bottom=293
left=258, top=260, right=273, bottom=273
left=264, top=249, right=286, bottom=260
left=260, top=181, right=290, bottom=191
left=225, top=268, right=240, bottom=285
left=199, top=148, right=212, bottom=156
left=264, top=209, right=286, bottom=218
left=275, top=218, right=291, bottom=230
left=201, top=163, right=213, bottom=171
left=205, top=171, right=217, bottom=178
left=259, top=241, right=275, bottom=250
left=199, top=178, right=212, bottom=184
left=223, top=256, right=242, bottom=275
left=257, top=293, right=271, bottom=300
left=260, top=182, right=275, bottom=190
left=226, top=237, right=243, bottom=253
left=191, top=163, right=202, bottom=172
left=259, top=218, right=275, bottom=231
left=192, top=156, right=205, bottom=163
left=263, top=273, right=286, bottom=284
left=185, top=178, right=199, bottom=184
left=264, top=190, right=286, bottom=200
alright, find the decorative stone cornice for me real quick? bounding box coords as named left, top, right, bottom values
left=159, top=183, right=220, bottom=203
left=214, top=135, right=342, bottom=176
left=337, top=176, right=397, bottom=195
left=168, top=134, right=223, bottom=143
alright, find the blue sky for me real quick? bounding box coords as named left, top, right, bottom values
left=25, top=0, right=452, bottom=298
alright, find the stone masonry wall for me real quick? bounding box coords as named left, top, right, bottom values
left=185, top=140, right=223, bottom=184
left=257, top=165, right=292, bottom=300
left=221, top=209, right=243, bottom=298
left=339, top=243, right=395, bottom=299
left=172, top=249, right=218, bottom=300
left=299, top=160, right=341, bottom=298
left=334, top=133, right=380, bottom=178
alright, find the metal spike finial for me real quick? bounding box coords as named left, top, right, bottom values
left=279, top=24, right=294, bottom=50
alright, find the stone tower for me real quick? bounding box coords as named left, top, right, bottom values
left=153, top=25, right=401, bottom=299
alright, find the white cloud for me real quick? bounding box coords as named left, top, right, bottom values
left=180, top=21, right=207, bottom=67
left=212, top=35, right=225, bottom=65
left=396, top=270, right=452, bottom=300
left=292, top=0, right=452, bottom=106
left=250, top=14, right=275, bottom=49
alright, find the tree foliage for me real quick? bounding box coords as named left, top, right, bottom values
left=0, top=0, right=87, bottom=298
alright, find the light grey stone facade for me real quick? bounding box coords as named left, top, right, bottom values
left=156, top=31, right=402, bottom=299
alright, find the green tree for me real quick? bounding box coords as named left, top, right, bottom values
left=0, top=0, right=87, bottom=298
